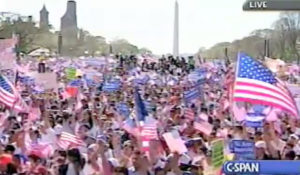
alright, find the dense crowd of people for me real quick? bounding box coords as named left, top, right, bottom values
left=0, top=54, right=298, bottom=175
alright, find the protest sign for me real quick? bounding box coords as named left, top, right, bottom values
left=245, top=112, right=265, bottom=128
left=163, top=130, right=187, bottom=154
left=211, top=139, right=224, bottom=169
left=0, top=38, right=17, bottom=70
left=230, top=140, right=255, bottom=160
left=85, top=71, right=102, bottom=82
left=84, top=58, right=107, bottom=66
left=29, top=72, right=58, bottom=92
left=245, top=120, right=264, bottom=128
left=65, top=68, right=77, bottom=80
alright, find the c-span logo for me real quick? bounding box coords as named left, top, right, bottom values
left=223, top=161, right=260, bottom=174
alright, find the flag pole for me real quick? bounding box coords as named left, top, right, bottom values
left=230, top=52, right=241, bottom=125
left=15, top=34, right=20, bottom=86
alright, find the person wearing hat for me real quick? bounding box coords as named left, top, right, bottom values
left=27, top=154, right=48, bottom=175
left=0, top=153, right=13, bottom=173
left=38, top=55, right=46, bottom=73
left=255, top=141, right=276, bottom=160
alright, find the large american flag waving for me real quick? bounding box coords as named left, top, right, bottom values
left=233, top=53, right=298, bottom=117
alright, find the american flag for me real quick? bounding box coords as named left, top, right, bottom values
left=0, top=74, right=27, bottom=112
left=57, top=132, right=84, bottom=150
left=122, top=118, right=139, bottom=138
left=233, top=53, right=298, bottom=117
left=134, top=87, right=148, bottom=122
left=222, top=64, right=235, bottom=111
left=140, top=118, right=158, bottom=152
left=184, top=108, right=195, bottom=120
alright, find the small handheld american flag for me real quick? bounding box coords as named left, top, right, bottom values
left=184, top=108, right=195, bottom=120
left=57, top=132, right=84, bottom=150
left=140, top=117, right=158, bottom=153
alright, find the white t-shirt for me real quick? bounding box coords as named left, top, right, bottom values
left=82, top=154, right=103, bottom=175
left=66, top=163, right=85, bottom=175
left=89, top=126, right=103, bottom=138
left=66, top=163, right=77, bottom=175
left=40, top=128, right=56, bottom=144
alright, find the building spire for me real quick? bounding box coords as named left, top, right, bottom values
left=41, top=4, right=48, bottom=12
left=40, top=4, right=49, bottom=30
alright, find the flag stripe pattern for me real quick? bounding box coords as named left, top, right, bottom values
left=141, top=123, right=158, bottom=140
left=233, top=53, right=298, bottom=117
left=184, top=108, right=195, bottom=120
left=0, top=74, right=27, bottom=112
left=140, top=119, right=158, bottom=152
left=57, top=132, right=84, bottom=149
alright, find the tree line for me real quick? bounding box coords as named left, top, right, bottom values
left=199, top=12, right=300, bottom=63
left=0, top=15, right=152, bottom=56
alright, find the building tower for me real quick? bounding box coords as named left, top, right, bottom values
left=39, top=5, right=49, bottom=31
left=60, top=0, right=78, bottom=54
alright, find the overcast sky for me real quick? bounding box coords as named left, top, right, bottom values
left=0, top=0, right=280, bottom=54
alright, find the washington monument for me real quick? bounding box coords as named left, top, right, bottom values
left=173, top=0, right=179, bottom=58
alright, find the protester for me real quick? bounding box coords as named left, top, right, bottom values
left=0, top=52, right=298, bottom=175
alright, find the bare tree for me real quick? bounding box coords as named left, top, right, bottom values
left=278, top=12, right=300, bottom=63
left=272, top=18, right=287, bottom=59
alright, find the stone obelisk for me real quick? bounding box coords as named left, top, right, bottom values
left=173, top=0, right=179, bottom=58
